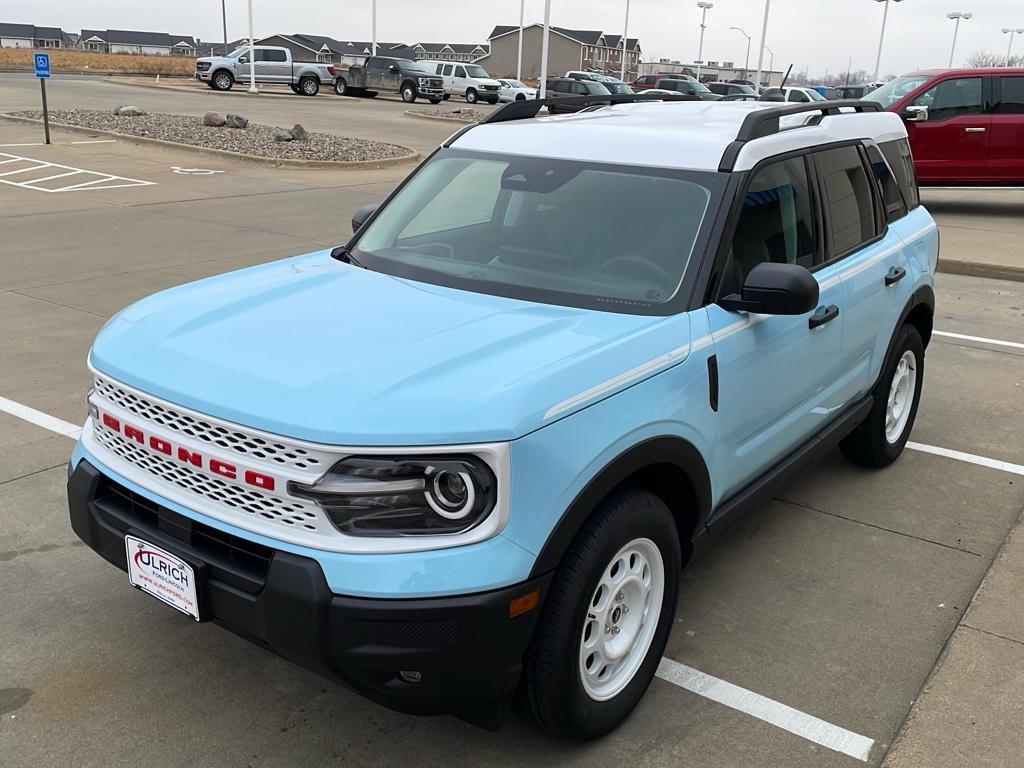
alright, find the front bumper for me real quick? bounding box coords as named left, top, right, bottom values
left=416, top=86, right=445, bottom=98
left=68, top=459, right=551, bottom=721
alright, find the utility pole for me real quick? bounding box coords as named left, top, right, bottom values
left=763, top=45, right=774, bottom=86
left=1004, top=27, right=1024, bottom=64
left=620, top=0, right=631, bottom=81
left=730, top=26, right=750, bottom=79
left=246, top=0, right=257, bottom=93
left=695, top=2, right=713, bottom=81
left=947, top=11, right=972, bottom=68
left=872, top=0, right=904, bottom=85
left=221, top=0, right=227, bottom=48
left=539, top=0, right=552, bottom=98
left=372, top=0, right=377, bottom=56
left=517, top=0, right=525, bottom=81
left=753, top=0, right=771, bottom=90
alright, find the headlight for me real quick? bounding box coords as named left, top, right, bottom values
left=289, top=456, right=496, bottom=537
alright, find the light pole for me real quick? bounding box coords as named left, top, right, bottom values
left=539, top=0, right=552, bottom=98
left=516, top=0, right=525, bottom=81
left=730, top=26, right=750, bottom=79
left=221, top=0, right=227, bottom=48
left=763, top=45, right=774, bottom=86
left=371, top=0, right=377, bottom=56
left=620, top=0, right=631, bottom=81
left=695, top=2, right=713, bottom=81
left=872, top=0, right=904, bottom=85
left=246, top=0, right=257, bottom=93
left=753, top=0, right=771, bottom=91
left=1004, top=27, right=1024, bottom=64
left=947, top=11, right=972, bottom=67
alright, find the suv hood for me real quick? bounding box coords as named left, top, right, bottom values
left=90, top=251, right=690, bottom=446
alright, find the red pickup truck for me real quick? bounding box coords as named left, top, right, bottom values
left=869, top=68, right=1024, bottom=184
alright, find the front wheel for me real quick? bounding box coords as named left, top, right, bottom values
left=428, top=98, right=442, bottom=104
left=515, top=93, right=526, bottom=101
left=401, top=83, right=417, bottom=103
left=523, top=487, right=680, bottom=741
left=298, top=76, right=319, bottom=96
left=465, top=88, right=478, bottom=103
left=211, top=70, right=234, bottom=91
left=840, top=324, right=925, bottom=467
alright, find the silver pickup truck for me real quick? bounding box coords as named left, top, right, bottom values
left=195, top=45, right=340, bottom=96
left=337, top=56, right=445, bottom=103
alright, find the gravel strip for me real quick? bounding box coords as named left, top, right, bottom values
left=407, top=108, right=482, bottom=123
left=8, top=109, right=411, bottom=162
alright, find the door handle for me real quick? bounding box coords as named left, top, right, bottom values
left=885, top=266, right=907, bottom=286
left=964, top=127, right=986, bottom=133
left=808, top=304, right=839, bottom=329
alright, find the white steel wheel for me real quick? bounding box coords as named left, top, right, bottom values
left=579, top=537, right=665, bottom=702
left=885, top=350, right=917, bottom=443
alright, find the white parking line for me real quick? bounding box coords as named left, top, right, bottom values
left=0, top=151, right=154, bottom=193
left=906, top=442, right=1024, bottom=476
left=657, top=658, right=875, bottom=761
left=0, top=395, right=81, bottom=440
left=933, top=330, right=1024, bottom=351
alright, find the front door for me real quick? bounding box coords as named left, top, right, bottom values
left=904, top=75, right=990, bottom=183
left=707, top=153, right=848, bottom=502
left=988, top=75, right=1024, bottom=182
left=453, top=65, right=468, bottom=96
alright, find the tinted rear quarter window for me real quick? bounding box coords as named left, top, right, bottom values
left=866, top=144, right=908, bottom=223
left=879, top=139, right=920, bottom=210
left=815, top=145, right=876, bottom=257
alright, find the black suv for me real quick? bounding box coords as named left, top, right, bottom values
left=655, top=78, right=722, bottom=100
left=545, top=78, right=612, bottom=113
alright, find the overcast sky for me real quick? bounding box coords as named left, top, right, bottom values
left=8, top=0, right=1023, bottom=76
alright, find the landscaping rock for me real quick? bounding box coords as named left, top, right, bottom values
left=114, top=105, right=146, bottom=116
left=289, top=123, right=308, bottom=141
left=225, top=113, right=248, bottom=129
left=273, top=131, right=293, bottom=142
left=203, top=111, right=226, bottom=127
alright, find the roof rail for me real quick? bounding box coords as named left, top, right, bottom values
left=480, top=92, right=700, bottom=125
left=718, top=99, right=883, bottom=172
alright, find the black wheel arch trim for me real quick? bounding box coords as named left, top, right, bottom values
left=528, top=436, right=711, bottom=579
left=878, top=284, right=934, bottom=389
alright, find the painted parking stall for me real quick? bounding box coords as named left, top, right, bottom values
left=0, top=151, right=156, bottom=192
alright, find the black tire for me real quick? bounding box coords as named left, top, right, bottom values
left=334, top=77, right=348, bottom=96
left=523, top=487, right=681, bottom=741
left=400, top=82, right=417, bottom=103
left=486, top=97, right=499, bottom=105
left=442, top=93, right=451, bottom=100
left=429, top=98, right=442, bottom=104
left=515, top=93, right=526, bottom=101
left=364, top=90, right=378, bottom=98
left=290, top=84, right=301, bottom=94
left=465, top=88, right=478, bottom=103
left=840, top=324, right=925, bottom=468
left=299, top=76, right=319, bottom=96
left=211, top=70, right=234, bottom=91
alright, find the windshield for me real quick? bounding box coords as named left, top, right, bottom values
left=502, top=79, right=527, bottom=88
left=805, top=88, right=826, bottom=101
left=352, top=151, right=721, bottom=313
left=606, top=82, right=633, bottom=94
left=866, top=75, right=930, bottom=108
left=227, top=46, right=251, bottom=58
left=465, top=65, right=489, bottom=78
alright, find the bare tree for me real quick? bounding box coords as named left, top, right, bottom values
left=966, top=50, right=1023, bottom=67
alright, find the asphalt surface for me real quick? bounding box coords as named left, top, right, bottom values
left=0, top=77, right=1022, bottom=767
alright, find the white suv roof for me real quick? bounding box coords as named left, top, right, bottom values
left=450, top=100, right=907, bottom=173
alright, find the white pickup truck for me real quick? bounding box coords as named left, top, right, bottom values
left=195, top=45, right=340, bottom=96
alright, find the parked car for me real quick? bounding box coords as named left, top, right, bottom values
left=545, top=77, right=612, bottom=112
left=866, top=67, right=1024, bottom=184
left=720, top=93, right=759, bottom=101
left=565, top=70, right=605, bottom=81
left=601, top=80, right=634, bottom=95
left=727, top=78, right=756, bottom=87
left=422, top=60, right=501, bottom=104
left=635, top=88, right=682, bottom=99
left=497, top=78, right=537, bottom=102
left=706, top=82, right=757, bottom=97
left=655, top=78, right=721, bottom=100
left=69, top=96, right=936, bottom=743
left=833, top=85, right=871, bottom=100
left=338, top=56, right=445, bottom=103
left=566, top=72, right=631, bottom=94
left=630, top=72, right=696, bottom=91
left=195, top=45, right=339, bottom=96
left=780, top=86, right=827, bottom=103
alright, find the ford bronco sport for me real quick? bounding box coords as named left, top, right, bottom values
left=69, top=95, right=937, bottom=741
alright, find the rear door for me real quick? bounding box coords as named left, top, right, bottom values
left=442, top=63, right=455, bottom=94
left=988, top=74, right=1024, bottom=182
left=903, top=75, right=990, bottom=182
left=453, top=65, right=468, bottom=96
left=261, top=48, right=289, bottom=83
left=707, top=153, right=848, bottom=501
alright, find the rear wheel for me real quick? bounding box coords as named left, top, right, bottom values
left=334, top=77, right=348, bottom=96
left=515, top=93, right=526, bottom=101
left=211, top=70, right=234, bottom=91
left=524, top=487, right=680, bottom=741
left=465, top=88, right=478, bottom=103
left=401, top=82, right=417, bottom=103
left=840, top=324, right=924, bottom=467
left=299, top=76, right=319, bottom=96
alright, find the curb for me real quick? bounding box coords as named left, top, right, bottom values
left=104, top=77, right=363, bottom=101
left=0, top=114, right=420, bottom=170
left=404, top=110, right=481, bottom=124
left=936, top=258, right=1024, bottom=283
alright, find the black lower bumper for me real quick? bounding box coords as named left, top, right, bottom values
left=67, top=460, right=550, bottom=723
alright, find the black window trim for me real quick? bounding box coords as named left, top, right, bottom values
left=878, top=137, right=920, bottom=212
left=864, top=140, right=909, bottom=223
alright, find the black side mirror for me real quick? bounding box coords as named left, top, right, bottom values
left=718, top=262, right=819, bottom=315
left=351, top=203, right=379, bottom=233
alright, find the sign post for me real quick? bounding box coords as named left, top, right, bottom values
left=34, top=52, right=51, bottom=145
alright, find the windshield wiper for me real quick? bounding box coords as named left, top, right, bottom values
left=330, top=245, right=364, bottom=268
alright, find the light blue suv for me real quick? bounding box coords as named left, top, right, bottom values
left=68, top=97, right=937, bottom=741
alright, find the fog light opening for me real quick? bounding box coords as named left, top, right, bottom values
left=398, top=670, right=423, bottom=683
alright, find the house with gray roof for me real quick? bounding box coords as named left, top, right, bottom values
left=78, top=29, right=197, bottom=56
left=477, top=24, right=641, bottom=80
left=410, top=42, right=488, bottom=63
left=0, top=22, right=74, bottom=48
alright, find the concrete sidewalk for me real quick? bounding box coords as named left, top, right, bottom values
left=921, top=188, right=1024, bottom=283
left=884, top=505, right=1024, bottom=767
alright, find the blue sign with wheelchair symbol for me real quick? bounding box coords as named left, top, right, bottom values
left=34, top=53, right=50, bottom=78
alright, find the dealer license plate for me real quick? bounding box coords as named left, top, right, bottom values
left=125, top=535, right=200, bottom=621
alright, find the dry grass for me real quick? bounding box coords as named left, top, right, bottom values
left=0, top=48, right=195, bottom=75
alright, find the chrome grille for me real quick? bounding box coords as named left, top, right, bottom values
left=93, top=375, right=323, bottom=471
left=94, top=423, right=322, bottom=532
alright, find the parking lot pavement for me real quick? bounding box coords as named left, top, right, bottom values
left=1, top=115, right=1023, bottom=767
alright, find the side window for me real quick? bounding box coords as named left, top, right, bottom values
left=866, top=144, right=908, bottom=223
left=722, top=156, right=816, bottom=295
left=815, top=146, right=876, bottom=258
left=912, top=77, right=982, bottom=120
left=994, top=76, right=1024, bottom=114
left=571, top=82, right=589, bottom=95
left=366, top=57, right=381, bottom=70
left=253, top=48, right=269, bottom=62
left=879, top=139, right=920, bottom=210
left=455, top=65, right=466, bottom=78
left=787, top=89, right=807, bottom=102
left=442, top=64, right=453, bottom=76
left=265, top=49, right=287, bottom=63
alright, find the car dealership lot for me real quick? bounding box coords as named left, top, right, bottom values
left=1, top=78, right=1022, bottom=766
